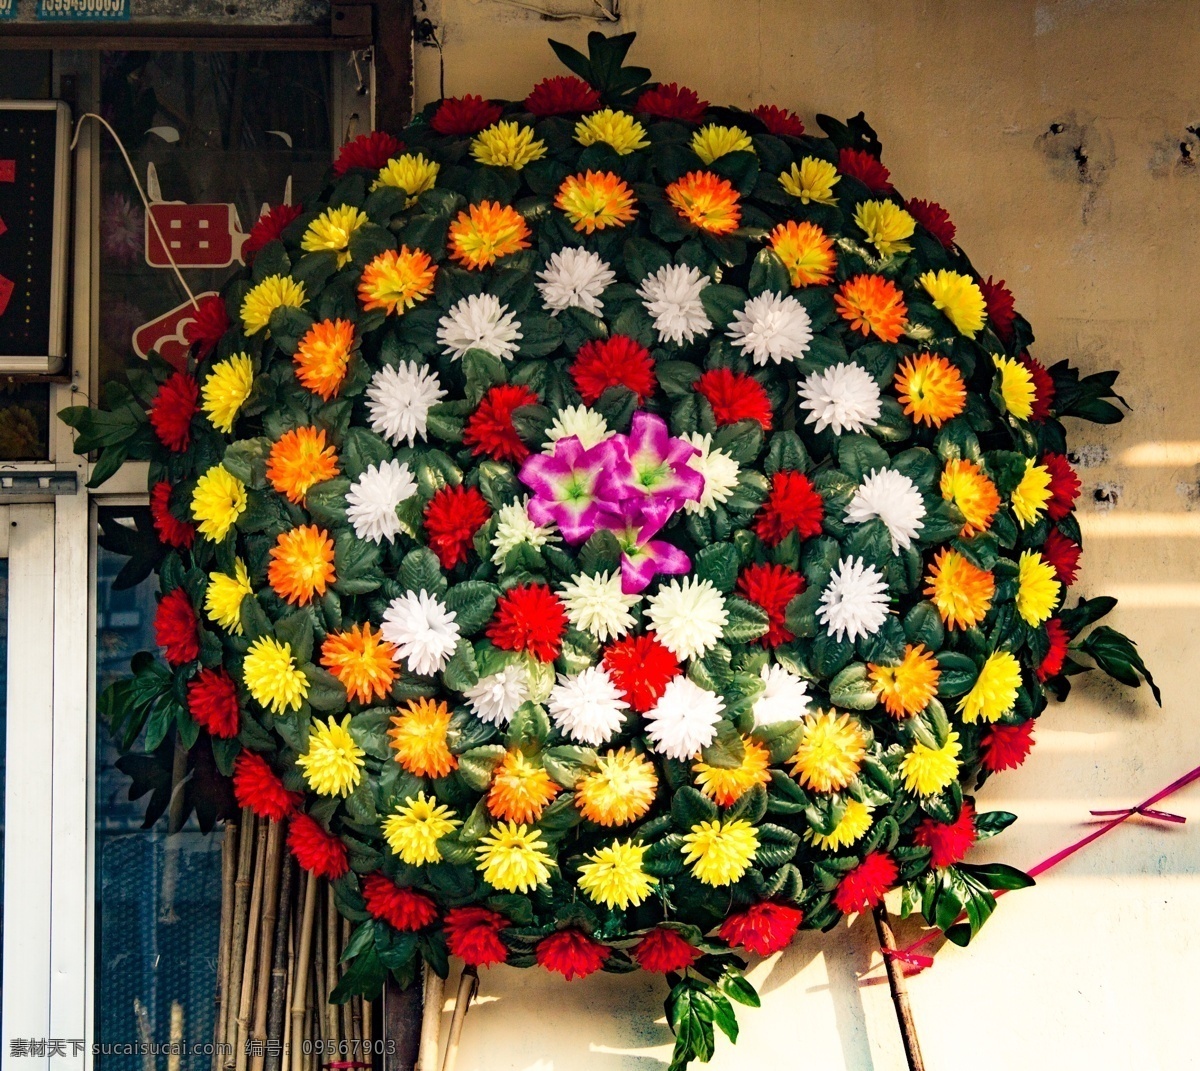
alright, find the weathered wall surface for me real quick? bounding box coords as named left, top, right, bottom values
left=412, top=3, right=1200, bottom=1068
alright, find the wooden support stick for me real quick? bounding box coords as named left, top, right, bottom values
left=290, top=871, right=319, bottom=1071
left=325, top=890, right=342, bottom=1047
left=341, top=918, right=354, bottom=1044
left=873, top=904, right=926, bottom=1071
left=225, top=810, right=258, bottom=1069
left=439, top=967, right=477, bottom=1071
left=417, top=965, right=444, bottom=1071
left=265, top=854, right=295, bottom=1071
left=214, top=819, right=238, bottom=1071
left=252, top=821, right=286, bottom=1071
left=236, top=818, right=271, bottom=1071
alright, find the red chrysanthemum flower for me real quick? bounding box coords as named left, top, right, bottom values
left=187, top=667, right=240, bottom=740
left=362, top=873, right=438, bottom=932
left=633, top=927, right=701, bottom=973
left=464, top=383, right=539, bottom=464
left=431, top=95, right=503, bottom=136
left=695, top=367, right=774, bottom=430
left=149, top=371, right=199, bottom=452
left=423, top=484, right=491, bottom=569
left=736, top=563, right=805, bottom=646
left=719, top=901, right=804, bottom=956
left=913, top=801, right=977, bottom=869
left=571, top=335, right=656, bottom=406
left=980, top=276, right=1016, bottom=344
left=332, top=131, right=403, bottom=176
left=1020, top=353, right=1056, bottom=422
left=838, top=147, right=893, bottom=193
left=1037, top=618, right=1070, bottom=681
left=232, top=751, right=300, bottom=821
left=980, top=720, right=1036, bottom=773
left=155, top=587, right=199, bottom=667
left=906, top=198, right=956, bottom=248
left=487, top=583, right=567, bottom=663
left=241, top=202, right=304, bottom=264
left=1042, top=528, right=1082, bottom=586
left=525, top=75, right=600, bottom=117
left=752, top=104, right=804, bottom=138
left=150, top=480, right=195, bottom=550
left=535, top=929, right=610, bottom=981
left=634, top=82, right=708, bottom=123
left=833, top=851, right=898, bottom=915
left=1042, top=452, right=1082, bottom=521
left=445, top=906, right=511, bottom=968
left=182, top=293, right=231, bottom=360
left=603, top=633, right=681, bottom=713
left=753, top=470, right=825, bottom=547
left=287, top=813, right=349, bottom=879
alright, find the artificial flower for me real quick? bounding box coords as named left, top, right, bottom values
left=665, top=171, right=741, bottom=234
left=544, top=404, right=610, bottom=450
left=895, top=353, right=966, bottom=428
left=696, top=367, right=774, bottom=429
left=681, top=432, right=740, bottom=514
left=1016, top=550, right=1062, bottom=625
left=1037, top=618, right=1070, bottom=681
left=448, top=201, right=531, bottom=270
left=571, top=334, right=656, bottom=404
left=993, top=354, right=1036, bottom=419
left=1043, top=528, right=1082, bottom=586
left=754, top=470, right=825, bottom=546
left=182, top=292, right=231, bottom=361
left=914, top=801, right=977, bottom=868
left=490, top=498, right=559, bottom=566
left=444, top=907, right=509, bottom=968
left=240, top=274, right=306, bottom=336
left=681, top=817, right=759, bottom=886
left=320, top=623, right=398, bottom=704
left=464, top=665, right=530, bottom=727
left=242, top=636, right=308, bottom=715
left=575, top=748, right=659, bottom=827
left=805, top=798, right=874, bottom=851
left=267, top=525, right=336, bottom=606
left=204, top=558, right=253, bottom=634
left=267, top=426, right=339, bottom=505
left=388, top=698, right=457, bottom=778
left=635, top=82, right=708, bottom=122
left=900, top=732, right=962, bottom=796
left=476, top=821, right=553, bottom=893
left=431, top=95, right=502, bottom=136
left=149, top=372, right=199, bottom=451
left=768, top=220, right=836, bottom=288
left=1043, top=453, right=1082, bottom=520
left=294, top=318, right=354, bottom=400
left=778, top=157, right=840, bottom=204
left=958, top=650, right=1022, bottom=723
left=737, top=563, right=804, bottom=646
left=797, top=361, right=882, bottom=435
left=536, top=930, right=610, bottom=980
left=548, top=665, right=628, bottom=746
left=981, top=720, right=1036, bottom=772
left=835, top=274, right=907, bottom=343
left=817, top=556, right=890, bottom=642
left=362, top=874, right=437, bottom=932
left=358, top=247, right=437, bottom=314
left=925, top=549, right=995, bottom=629
left=753, top=104, right=804, bottom=137
left=381, top=591, right=461, bottom=676
left=646, top=577, right=728, bottom=661
left=833, top=851, right=897, bottom=914
left=719, top=901, right=804, bottom=956
left=232, top=751, right=298, bottom=819
left=297, top=715, right=365, bottom=797
left=346, top=459, right=418, bottom=544
left=150, top=481, right=195, bottom=549
left=471, top=120, right=547, bottom=170
left=573, top=108, right=649, bottom=154
left=789, top=711, right=868, bottom=792
left=869, top=644, right=940, bottom=718
left=423, top=484, right=491, bottom=569
left=333, top=131, right=403, bottom=175
left=637, top=263, right=713, bottom=345
left=371, top=152, right=440, bottom=202
left=634, top=928, right=700, bottom=973
left=191, top=465, right=247, bottom=543
left=844, top=468, right=926, bottom=552
left=288, top=813, right=348, bottom=879
left=919, top=269, right=986, bottom=337
left=525, top=75, right=600, bottom=116
left=559, top=570, right=639, bottom=643
left=577, top=840, right=657, bottom=909
left=188, top=667, right=240, bottom=738
left=156, top=588, right=199, bottom=666
left=980, top=275, right=1017, bottom=343
left=488, top=583, right=567, bottom=662
left=535, top=247, right=616, bottom=316
left=365, top=361, right=446, bottom=447
left=437, top=293, right=523, bottom=361
left=754, top=663, right=811, bottom=725
left=691, top=123, right=753, bottom=163
left=727, top=291, right=813, bottom=365
left=906, top=198, right=956, bottom=248
left=201, top=353, right=254, bottom=434
left=301, top=204, right=367, bottom=267
left=1011, top=459, right=1054, bottom=527
left=241, top=203, right=304, bottom=263
left=854, top=199, right=915, bottom=256
left=1022, top=353, right=1057, bottom=421
left=693, top=736, right=771, bottom=806
left=837, top=148, right=892, bottom=192
left=602, top=633, right=681, bottom=713
left=465, top=383, right=539, bottom=463
left=487, top=750, right=560, bottom=823
left=940, top=459, right=1000, bottom=538
left=383, top=791, right=461, bottom=866
left=555, top=170, right=637, bottom=233
left=644, top=677, right=724, bottom=761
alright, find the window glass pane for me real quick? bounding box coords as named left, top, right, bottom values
left=0, top=52, right=52, bottom=100
left=0, top=385, right=50, bottom=461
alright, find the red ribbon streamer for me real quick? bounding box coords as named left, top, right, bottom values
left=880, top=762, right=1200, bottom=974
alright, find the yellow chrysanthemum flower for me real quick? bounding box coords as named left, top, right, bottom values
left=940, top=459, right=1001, bottom=538
left=383, top=791, right=461, bottom=866
left=471, top=121, right=547, bottom=170
left=294, top=319, right=355, bottom=400
left=358, top=246, right=437, bottom=315
left=201, top=353, right=255, bottom=434
left=958, top=651, right=1022, bottom=723
left=447, top=201, right=532, bottom=271
left=267, top=426, right=340, bottom=505
left=267, top=525, right=336, bottom=606
left=476, top=821, right=553, bottom=893
left=900, top=732, right=962, bottom=796
left=919, top=269, right=986, bottom=338
left=1016, top=550, right=1062, bottom=626
left=320, top=622, right=398, bottom=705
left=191, top=464, right=247, bottom=543
left=205, top=558, right=253, bottom=634
left=577, top=840, right=657, bottom=910
left=788, top=711, right=868, bottom=793
left=768, top=220, right=836, bottom=288
left=371, top=152, right=440, bottom=203
left=243, top=635, right=309, bottom=715
left=665, top=171, right=741, bottom=235
left=297, top=714, right=365, bottom=798
left=894, top=353, right=966, bottom=428
left=924, top=549, right=995, bottom=630
left=993, top=355, right=1037, bottom=420
left=691, top=123, right=753, bottom=164
left=778, top=156, right=840, bottom=205
left=574, top=748, right=658, bottom=827
left=854, top=199, right=916, bottom=256
left=1011, top=458, right=1053, bottom=528
left=869, top=644, right=941, bottom=719
left=681, top=818, right=760, bottom=887
left=805, top=798, right=874, bottom=851
left=555, top=170, right=637, bottom=233
left=693, top=736, right=771, bottom=807
left=241, top=274, right=306, bottom=336
left=574, top=108, right=650, bottom=155
left=487, top=749, right=561, bottom=824
left=301, top=204, right=368, bottom=268
left=388, top=698, right=457, bottom=778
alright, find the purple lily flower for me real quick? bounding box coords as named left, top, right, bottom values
left=594, top=501, right=692, bottom=594
left=518, top=436, right=610, bottom=544
left=596, top=412, right=705, bottom=511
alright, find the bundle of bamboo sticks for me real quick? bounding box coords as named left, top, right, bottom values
left=213, top=810, right=373, bottom=1071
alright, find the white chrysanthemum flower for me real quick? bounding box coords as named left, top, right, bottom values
left=558, top=570, right=640, bottom=643
left=543, top=404, right=610, bottom=451
left=754, top=663, right=812, bottom=726
left=490, top=497, right=559, bottom=567
left=536, top=247, right=616, bottom=317
left=818, top=556, right=890, bottom=643
left=436, top=293, right=523, bottom=361
left=727, top=291, right=813, bottom=366
left=345, top=459, right=417, bottom=544
left=845, top=468, right=927, bottom=553
left=366, top=361, right=446, bottom=447
left=646, top=576, right=728, bottom=661
left=464, top=664, right=529, bottom=727
left=680, top=432, right=740, bottom=515
left=547, top=665, right=628, bottom=746
left=797, top=361, right=882, bottom=436
left=644, top=677, right=724, bottom=761
left=380, top=589, right=461, bottom=676
left=637, top=264, right=712, bottom=346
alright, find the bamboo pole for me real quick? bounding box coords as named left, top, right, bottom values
left=362, top=998, right=371, bottom=1059
left=417, top=965, right=445, bottom=1071
left=325, top=891, right=341, bottom=1049
left=214, top=819, right=239, bottom=1071
left=134, top=998, right=155, bottom=1071
left=873, top=904, right=926, bottom=1071
left=265, top=854, right=295, bottom=1071
left=251, top=821, right=286, bottom=1071
left=439, top=967, right=477, bottom=1071
left=290, top=871, right=320, bottom=1071
left=225, top=809, right=258, bottom=1068
left=168, top=1001, right=184, bottom=1071
left=236, top=818, right=271, bottom=1071
left=340, top=919, right=354, bottom=1045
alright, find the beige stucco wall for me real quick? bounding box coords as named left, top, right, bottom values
left=412, top=2, right=1200, bottom=1068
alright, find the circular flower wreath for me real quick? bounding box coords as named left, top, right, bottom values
left=70, top=32, right=1156, bottom=1070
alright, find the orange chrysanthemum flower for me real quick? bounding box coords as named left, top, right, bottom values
left=835, top=274, right=908, bottom=343
left=869, top=644, right=941, bottom=718
left=266, top=426, right=340, bottom=505
left=267, top=525, right=336, bottom=606
left=486, top=750, right=560, bottom=824
left=768, top=220, right=836, bottom=288
left=294, top=319, right=355, bottom=401
left=894, top=353, right=966, bottom=428
left=447, top=200, right=531, bottom=270
left=665, top=171, right=741, bottom=235
left=358, top=246, right=437, bottom=314
left=555, top=170, right=637, bottom=234
left=940, top=459, right=1001, bottom=538
left=320, top=623, right=398, bottom=704
left=388, top=698, right=457, bottom=778
left=924, top=549, right=995, bottom=630
left=693, top=736, right=772, bottom=807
